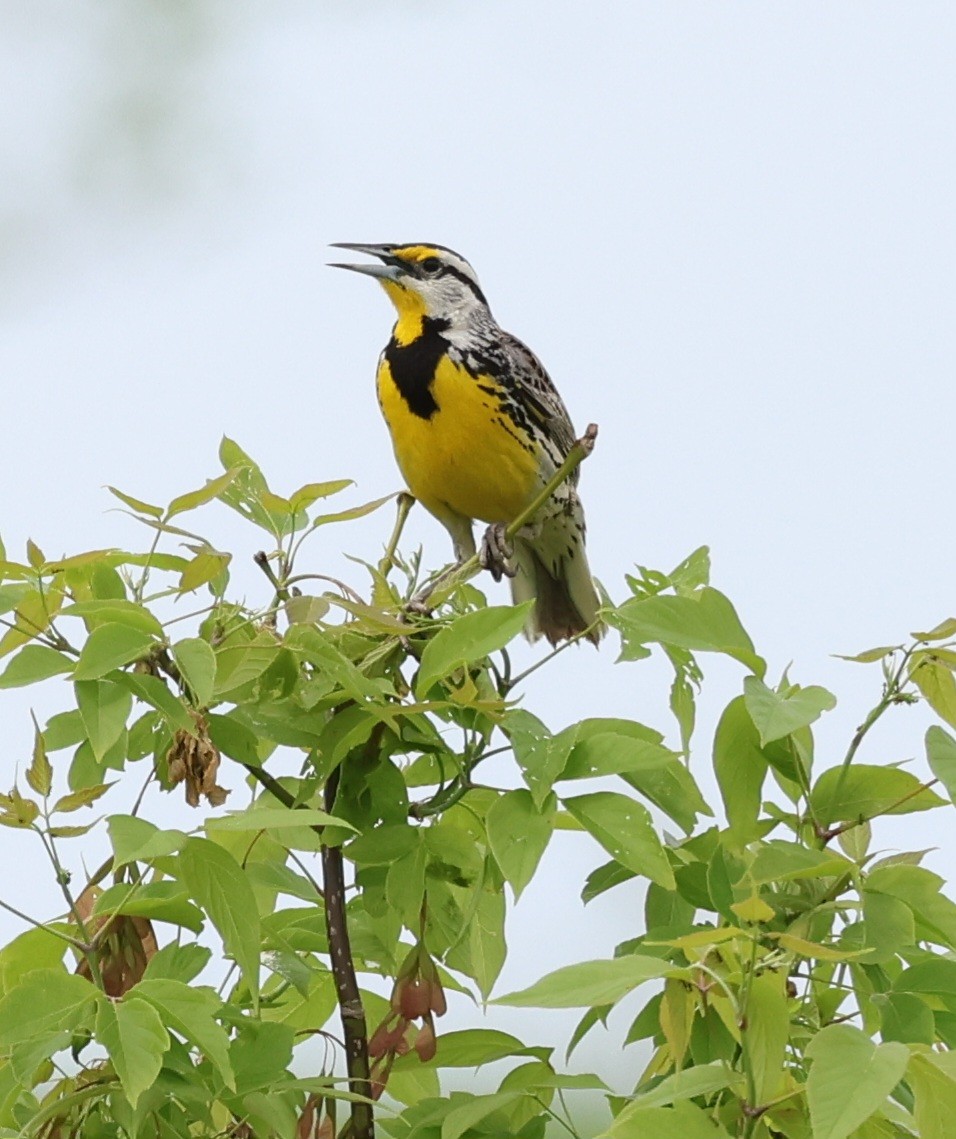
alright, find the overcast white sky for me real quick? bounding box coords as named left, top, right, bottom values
left=2, top=0, right=955, bottom=1091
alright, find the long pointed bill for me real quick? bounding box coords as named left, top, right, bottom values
left=328, top=242, right=404, bottom=282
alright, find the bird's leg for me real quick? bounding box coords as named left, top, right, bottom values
left=479, top=522, right=517, bottom=582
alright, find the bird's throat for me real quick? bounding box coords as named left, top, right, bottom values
left=382, top=315, right=451, bottom=420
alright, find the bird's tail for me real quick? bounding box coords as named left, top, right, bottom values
left=510, top=500, right=603, bottom=646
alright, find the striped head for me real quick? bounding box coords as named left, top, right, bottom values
left=330, top=243, right=491, bottom=341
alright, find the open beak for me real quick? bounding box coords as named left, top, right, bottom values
left=329, top=242, right=404, bottom=282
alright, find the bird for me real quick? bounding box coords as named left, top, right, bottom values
left=330, top=242, right=603, bottom=646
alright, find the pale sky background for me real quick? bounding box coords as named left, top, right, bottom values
left=1, top=0, right=955, bottom=1098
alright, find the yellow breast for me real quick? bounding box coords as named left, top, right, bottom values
left=377, top=353, right=540, bottom=525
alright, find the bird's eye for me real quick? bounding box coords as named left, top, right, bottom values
left=420, top=256, right=442, bottom=276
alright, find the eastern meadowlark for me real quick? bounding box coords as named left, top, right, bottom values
left=331, top=242, right=603, bottom=646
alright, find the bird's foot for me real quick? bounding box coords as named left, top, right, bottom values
left=480, top=523, right=517, bottom=582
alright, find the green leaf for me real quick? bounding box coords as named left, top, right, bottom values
left=60, top=599, right=164, bottom=636
left=746, top=971, right=789, bottom=1102
left=421, top=1028, right=532, bottom=1068
left=835, top=646, right=900, bottom=664
left=561, top=726, right=710, bottom=834
left=0, top=928, right=68, bottom=998
left=486, top=790, right=552, bottom=900
left=910, top=652, right=956, bottom=729
left=27, top=723, right=52, bottom=796
left=811, top=765, right=946, bottom=826
left=627, top=1062, right=741, bottom=1110
left=206, top=711, right=262, bottom=765
left=179, top=838, right=261, bottom=1010
left=495, top=954, right=672, bottom=1008
left=865, top=863, right=956, bottom=949
left=44, top=709, right=86, bottom=751
left=608, top=587, right=765, bottom=676
left=416, top=604, right=532, bottom=695
left=213, top=632, right=283, bottom=698
left=312, top=492, right=394, bottom=527
left=894, top=957, right=956, bottom=996
left=0, top=587, right=62, bottom=657
left=912, top=617, right=956, bottom=642
left=286, top=625, right=386, bottom=704
left=713, top=696, right=768, bottom=845
left=134, top=978, right=234, bottom=1089
left=113, top=671, right=195, bottom=734
left=562, top=792, right=675, bottom=888
left=52, top=782, right=113, bottom=813
left=504, top=709, right=573, bottom=809
left=172, top=637, right=216, bottom=707
left=871, top=992, right=935, bottom=1044
left=908, top=1052, right=956, bottom=1139
left=805, top=1024, right=909, bottom=1139
left=143, top=943, right=212, bottom=984
left=346, top=824, right=418, bottom=866
left=106, top=485, right=163, bottom=518
left=862, top=890, right=915, bottom=962
left=449, top=875, right=507, bottom=1000
left=108, top=815, right=188, bottom=867
left=207, top=807, right=356, bottom=833
left=228, top=1018, right=294, bottom=1093
left=217, top=438, right=286, bottom=534
left=440, top=1091, right=521, bottom=1139
left=926, top=725, right=956, bottom=804
left=179, top=550, right=230, bottom=593
left=93, top=882, right=204, bottom=932
left=73, top=623, right=155, bottom=681
left=743, top=676, right=836, bottom=746
left=749, top=841, right=852, bottom=883
left=0, top=970, right=99, bottom=1045
left=74, top=678, right=132, bottom=761
left=166, top=468, right=240, bottom=518
left=0, top=644, right=73, bottom=688
left=289, top=479, right=353, bottom=512
left=0, top=786, right=40, bottom=827
left=95, top=996, right=169, bottom=1107
left=600, top=1101, right=733, bottom=1139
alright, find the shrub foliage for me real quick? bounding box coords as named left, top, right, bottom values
left=1, top=440, right=955, bottom=1138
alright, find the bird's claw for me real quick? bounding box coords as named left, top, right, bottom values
left=480, top=523, right=517, bottom=582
